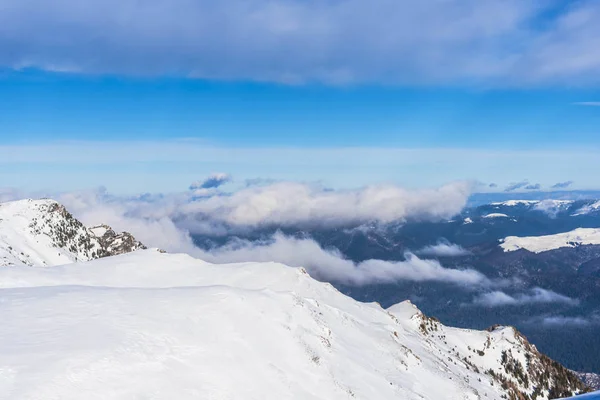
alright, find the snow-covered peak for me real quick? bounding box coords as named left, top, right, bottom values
left=0, top=250, right=588, bottom=399
left=387, top=300, right=421, bottom=320
left=500, top=228, right=600, bottom=253
left=0, top=199, right=145, bottom=267
left=490, top=200, right=539, bottom=207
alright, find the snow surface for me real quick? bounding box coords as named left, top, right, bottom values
left=0, top=249, right=575, bottom=400
left=483, top=213, right=509, bottom=218
left=501, top=228, right=600, bottom=253
left=89, top=225, right=108, bottom=237
left=490, top=200, right=539, bottom=207
left=486, top=200, right=574, bottom=216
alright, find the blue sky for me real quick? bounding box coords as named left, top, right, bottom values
left=2, top=0, right=600, bottom=193
left=3, top=69, right=600, bottom=148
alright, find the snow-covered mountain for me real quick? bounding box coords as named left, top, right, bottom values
left=0, top=198, right=592, bottom=399
left=0, top=249, right=589, bottom=399
left=489, top=200, right=574, bottom=210
left=500, top=228, right=600, bottom=253
left=490, top=200, right=540, bottom=207
left=0, top=199, right=145, bottom=267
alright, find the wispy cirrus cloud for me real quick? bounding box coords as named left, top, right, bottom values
left=551, top=180, right=574, bottom=189
left=504, top=180, right=530, bottom=192
left=540, top=315, right=597, bottom=326
left=3, top=0, right=600, bottom=85
left=524, top=183, right=541, bottom=190
left=526, top=313, right=600, bottom=327
left=503, top=180, right=541, bottom=192
left=574, top=102, right=600, bottom=106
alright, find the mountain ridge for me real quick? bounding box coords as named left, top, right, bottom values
left=0, top=249, right=591, bottom=399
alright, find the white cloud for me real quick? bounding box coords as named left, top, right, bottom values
left=192, top=233, right=488, bottom=286
left=416, top=242, right=470, bottom=257
left=532, top=199, right=573, bottom=218
left=473, top=288, right=578, bottom=307
left=474, top=291, right=516, bottom=307
left=55, top=180, right=471, bottom=235
left=0, top=184, right=491, bottom=286
left=177, top=181, right=471, bottom=230
left=3, top=1, right=600, bottom=85
left=55, top=189, right=199, bottom=255
left=2, top=179, right=471, bottom=234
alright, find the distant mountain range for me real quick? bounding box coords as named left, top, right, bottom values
left=468, top=191, right=600, bottom=207
left=191, top=197, right=600, bottom=377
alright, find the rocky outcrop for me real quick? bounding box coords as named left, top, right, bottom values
left=89, top=224, right=146, bottom=257
left=393, top=302, right=592, bottom=400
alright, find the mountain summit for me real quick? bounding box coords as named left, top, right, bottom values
left=0, top=199, right=145, bottom=267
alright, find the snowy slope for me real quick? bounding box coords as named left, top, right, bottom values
left=501, top=228, right=600, bottom=253
left=573, top=201, right=600, bottom=216
left=0, top=199, right=145, bottom=267
left=483, top=213, right=509, bottom=218
left=0, top=250, right=587, bottom=400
